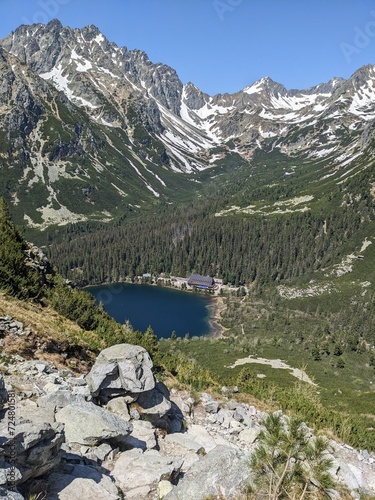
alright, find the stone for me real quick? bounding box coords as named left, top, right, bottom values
left=158, top=480, right=173, bottom=499
left=336, top=461, right=363, bottom=491
left=67, top=377, right=87, bottom=387
left=35, top=362, right=48, bottom=373
left=0, top=402, right=64, bottom=484
left=111, top=448, right=182, bottom=496
left=185, top=424, right=217, bottom=453
left=159, top=432, right=204, bottom=458
left=227, top=401, right=239, bottom=411
left=106, top=397, right=131, bottom=421
left=136, top=382, right=172, bottom=420
left=123, top=420, right=157, bottom=450
left=47, top=464, right=120, bottom=500
left=71, top=385, right=91, bottom=399
left=164, top=445, right=252, bottom=500
left=233, top=410, right=244, bottom=422
left=86, top=344, right=155, bottom=398
left=130, top=408, right=140, bottom=420
left=229, top=419, right=244, bottom=433
left=126, top=485, right=151, bottom=499
left=37, top=390, right=86, bottom=411
left=92, top=442, right=113, bottom=461
left=55, top=402, right=132, bottom=446
left=0, top=460, right=22, bottom=486
left=238, top=427, right=261, bottom=445
left=204, top=401, right=219, bottom=414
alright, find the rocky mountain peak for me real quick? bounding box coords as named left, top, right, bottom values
left=181, top=82, right=209, bottom=110
left=80, top=23, right=102, bottom=38
left=45, top=18, right=63, bottom=30
left=243, top=75, right=287, bottom=96
left=349, top=63, right=375, bottom=88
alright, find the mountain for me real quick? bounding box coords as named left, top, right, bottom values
left=0, top=19, right=375, bottom=227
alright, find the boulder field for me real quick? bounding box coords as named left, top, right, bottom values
left=0, top=343, right=374, bottom=499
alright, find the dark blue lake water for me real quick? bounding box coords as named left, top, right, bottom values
left=87, top=283, right=213, bottom=339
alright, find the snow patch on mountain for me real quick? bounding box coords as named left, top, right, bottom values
left=269, top=93, right=322, bottom=111
left=40, top=63, right=73, bottom=99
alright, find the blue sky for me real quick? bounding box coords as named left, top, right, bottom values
left=0, top=0, right=374, bottom=95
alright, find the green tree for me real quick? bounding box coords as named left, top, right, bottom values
left=0, top=197, right=42, bottom=299
left=249, top=413, right=335, bottom=499
left=141, top=326, right=159, bottom=361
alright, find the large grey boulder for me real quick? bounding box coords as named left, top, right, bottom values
left=55, top=402, right=132, bottom=446
left=86, top=344, right=155, bottom=400
left=164, top=445, right=252, bottom=500
left=111, top=448, right=182, bottom=498
left=0, top=402, right=63, bottom=484
left=47, top=464, right=120, bottom=500
left=328, top=441, right=375, bottom=495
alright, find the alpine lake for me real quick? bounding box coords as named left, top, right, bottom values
left=87, top=283, right=214, bottom=339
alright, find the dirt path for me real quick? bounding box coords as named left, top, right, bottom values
left=227, top=356, right=317, bottom=386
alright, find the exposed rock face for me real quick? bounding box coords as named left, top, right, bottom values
left=86, top=343, right=155, bottom=400
left=37, top=390, right=86, bottom=412
left=123, top=420, right=157, bottom=451
left=24, top=244, right=53, bottom=278
left=0, top=317, right=31, bottom=344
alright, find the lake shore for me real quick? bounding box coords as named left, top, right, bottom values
left=207, top=296, right=227, bottom=339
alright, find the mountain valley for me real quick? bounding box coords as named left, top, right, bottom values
left=0, top=19, right=375, bottom=499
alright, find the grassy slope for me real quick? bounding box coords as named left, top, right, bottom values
left=0, top=292, right=105, bottom=369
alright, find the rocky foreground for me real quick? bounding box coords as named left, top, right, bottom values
left=0, top=341, right=374, bottom=500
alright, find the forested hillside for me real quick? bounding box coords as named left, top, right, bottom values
left=45, top=160, right=375, bottom=287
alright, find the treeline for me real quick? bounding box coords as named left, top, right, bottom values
left=46, top=198, right=367, bottom=287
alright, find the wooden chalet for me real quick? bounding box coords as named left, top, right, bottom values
left=187, top=274, right=215, bottom=289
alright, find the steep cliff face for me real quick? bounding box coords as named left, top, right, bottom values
left=0, top=20, right=375, bottom=227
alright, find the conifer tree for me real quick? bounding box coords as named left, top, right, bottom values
left=0, top=197, right=41, bottom=298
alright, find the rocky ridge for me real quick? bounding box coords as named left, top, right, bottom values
left=0, top=20, right=375, bottom=227
left=0, top=343, right=374, bottom=499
